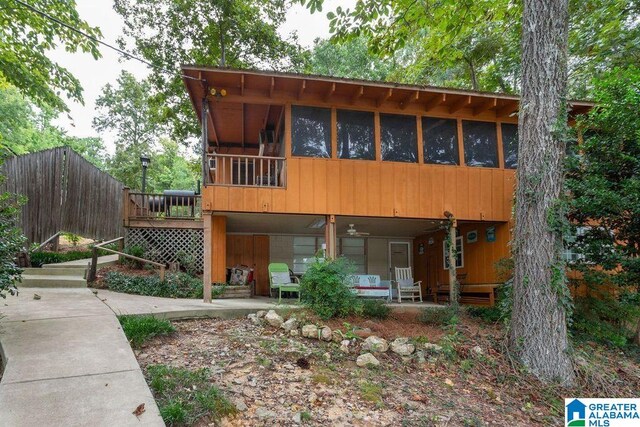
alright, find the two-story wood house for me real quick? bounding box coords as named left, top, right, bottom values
left=181, top=66, right=591, bottom=302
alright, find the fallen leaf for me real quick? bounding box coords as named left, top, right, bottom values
left=33, top=294, right=41, bottom=300
left=132, top=403, right=145, bottom=417
left=444, top=378, right=454, bottom=387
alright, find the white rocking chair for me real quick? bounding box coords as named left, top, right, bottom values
left=394, top=267, right=423, bottom=303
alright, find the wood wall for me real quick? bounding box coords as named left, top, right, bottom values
left=0, top=147, right=123, bottom=243
left=226, top=234, right=270, bottom=296
left=413, top=222, right=511, bottom=294
left=205, top=160, right=515, bottom=222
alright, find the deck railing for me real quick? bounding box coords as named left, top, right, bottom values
left=127, top=191, right=202, bottom=220
left=207, top=153, right=286, bottom=188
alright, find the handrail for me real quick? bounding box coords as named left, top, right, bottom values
left=127, top=192, right=202, bottom=221
left=87, top=237, right=166, bottom=282
left=211, top=153, right=286, bottom=160
left=208, top=153, right=286, bottom=188
left=32, top=231, right=62, bottom=252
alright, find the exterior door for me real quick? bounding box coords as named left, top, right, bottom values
left=389, top=242, right=410, bottom=280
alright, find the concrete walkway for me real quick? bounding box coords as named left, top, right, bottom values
left=0, top=288, right=163, bottom=427
left=96, top=289, right=298, bottom=319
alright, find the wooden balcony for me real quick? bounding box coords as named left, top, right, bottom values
left=207, top=153, right=286, bottom=188
left=123, top=190, right=203, bottom=229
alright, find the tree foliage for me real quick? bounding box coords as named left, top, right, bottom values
left=299, top=0, right=640, bottom=95
left=0, top=160, right=26, bottom=298
left=113, top=0, right=304, bottom=140
left=0, top=0, right=101, bottom=111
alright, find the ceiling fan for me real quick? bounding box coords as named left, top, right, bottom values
left=346, top=224, right=370, bottom=237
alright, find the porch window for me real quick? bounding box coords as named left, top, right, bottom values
left=443, top=236, right=464, bottom=269
left=380, top=113, right=418, bottom=163
left=337, top=110, right=375, bottom=160
left=423, top=117, right=459, bottom=165
left=462, top=120, right=498, bottom=167
left=293, top=236, right=325, bottom=274
left=339, top=237, right=366, bottom=274
left=501, top=123, right=518, bottom=169
left=291, top=105, right=331, bottom=158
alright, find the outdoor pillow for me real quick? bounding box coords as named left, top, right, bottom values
left=271, top=271, right=292, bottom=285
left=397, top=278, right=415, bottom=288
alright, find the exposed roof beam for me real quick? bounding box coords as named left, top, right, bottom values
left=241, top=103, right=245, bottom=149
left=377, top=88, right=392, bottom=107
left=263, top=104, right=272, bottom=129
left=240, top=74, right=245, bottom=96
left=205, top=99, right=219, bottom=146
left=351, top=86, right=364, bottom=104
left=449, top=95, right=472, bottom=114
left=400, top=90, right=419, bottom=110
left=269, top=77, right=275, bottom=98
left=424, top=93, right=446, bottom=112
left=298, top=80, right=306, bottom=100
left=496, top=101, right=519, bottom=117
left=324, top=82, right=336, bottom=102
left=472, top=98, right=497, bottom=116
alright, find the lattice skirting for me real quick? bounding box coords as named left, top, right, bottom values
left=125, top=227, right=204, bottom=272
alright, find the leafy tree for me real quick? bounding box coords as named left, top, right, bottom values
left=0, top=158, right=26, bottom=298
left=0, top=0, right=101, bottom=111
left=93, top=71, right=160, bottom=189
left=146, top=139, right=199, bottom=193
left=299, top=0, right=640, bottom=95
left=113, top=0, right=304, bottom=141
left=305, top=36, right=394, bottom=81
left=0, top=83, right=107, bottom=166
left=567, top=66, right=640, bottom=344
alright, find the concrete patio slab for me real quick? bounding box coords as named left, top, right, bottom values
left=0, top=287, right=163, bottom=427
left=0, top=370, right=160, bottom=427
left=96, top=289, right=300, bottom=320
left=43, top=254, right=118, bottom=268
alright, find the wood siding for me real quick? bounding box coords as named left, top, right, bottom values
left=205, top=161, right=515, bottom=222
left=413, top=222, right=511, bottom=293
left=226, top=234, right=270, bottom=296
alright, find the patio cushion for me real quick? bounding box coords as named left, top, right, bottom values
left=397, top=278, right=417, bottom=288
left=271, top=271, right=292, bottom=285
left=354, top=286, right=388, bottom=290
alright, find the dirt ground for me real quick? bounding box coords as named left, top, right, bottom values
left=136, top=312, right=640, bottom=427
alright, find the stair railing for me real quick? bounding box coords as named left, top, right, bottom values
left=87, top=237, right=166, bottom=282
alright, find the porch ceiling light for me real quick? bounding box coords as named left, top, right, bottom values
left=307, top=217, right=326, bottom=229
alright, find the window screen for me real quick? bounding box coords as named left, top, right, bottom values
left=380, top=113, right=417, bottom=162
left=293, top=236, right=325, bottom=274
left=337, top=110, right=375, bottom=160
left=291, top=105, right=331, bottom=158
left=423, top=117, right=459, bottom=165
left=443, top=236, right=464, bottom=269
left=340, top=238, right=366, bottom=274
left=501, top=123, right=518, bottom=169
left=462, top=120, right=498, bottom=167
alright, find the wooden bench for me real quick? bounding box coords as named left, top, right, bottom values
left=433, top=283, right=501, bottom=306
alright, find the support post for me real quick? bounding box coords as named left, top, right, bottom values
left=447, top=217, right=459, bottom=308
left=122, top=187, right=130, bottom=227
left=325, top=215, right=337, bottom=259
left=203, top=212, right=212, bottom=303
left=201, top=95, right=210, bottom=186
left=88, top=245, right=98, bottom=283
left=211, top=216, right=227, bottom=284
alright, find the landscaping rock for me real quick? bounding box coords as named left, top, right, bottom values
left=471, top=345, right=484, bottom=356
left=265, top=310, right=283, bottom=328
left=362, top=336, right=389, bottom=353
left=290, top=329, right=299, bottom=337
left=256, top=310, right=266, bottom=318
left=391, top=338, right=415, bottom=356
left=281, top=317, right=298, bottom=332
left=247, top=313, right=262, bottom=325
left=424, top=342, right=443, bottom=353
left=256, top=407, right=277, bottom=419
left=356, top=353, right=380, bottom=367
left=320, top=326, right=332, bottom=341
left=233, top=398, right=248, bottom=412
left=331, top=330, right=343, bottom=342
left=339, top=340, right=350, bottom=354
left=292, top=412, right=302, bottom=424
left=415, top=350, right=426, bottom=363
left=302, top=324, right=319, bottom=339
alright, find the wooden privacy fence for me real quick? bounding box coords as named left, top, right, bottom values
left=0, top=147, right=124, bottom=243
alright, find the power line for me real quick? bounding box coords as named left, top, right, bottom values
left=13, top=0, right=204, bottom=82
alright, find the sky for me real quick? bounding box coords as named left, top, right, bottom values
left=50, top=0, right=350, bottom=154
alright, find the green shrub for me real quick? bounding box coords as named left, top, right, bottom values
left=119, top=315, right=175, bottom=348
left=419, top=306, right=458, bottom=326
left=466, top=305, right=502, bottom=323
left=147, top=365, right=236, bottom=425
left=572, top=292, right=640, bottom=348
left=299, top=257, right=362, bottom=320
left=121, top=245, right=145, bottom=268
left=362, top=299, right=391, bottom=320
left=30, top=250, right=95, bottom=267
left=105, top=271, right=204, bottom=299
left=62, top=232, right=81, bottom=246
left=176, top=250, right=200, bottom=277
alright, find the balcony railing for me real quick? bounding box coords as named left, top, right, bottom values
left=207, top=153, right=286, bottom=188
left=127, top=191, right=201, bottom=220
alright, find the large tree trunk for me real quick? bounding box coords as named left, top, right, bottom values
left=509, top=0, right=574, bottom=385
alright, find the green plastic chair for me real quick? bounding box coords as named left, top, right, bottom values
left=268, top=263, right=300, bottom=303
